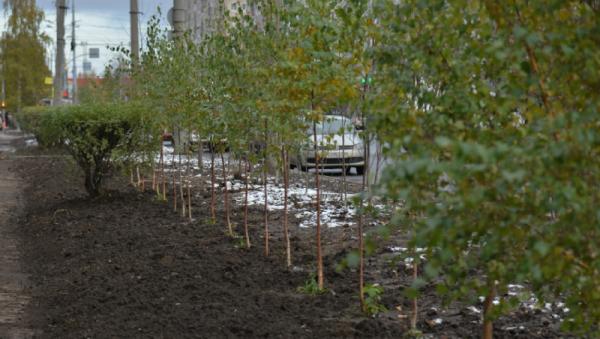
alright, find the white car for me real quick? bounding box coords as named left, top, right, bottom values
left=291, top=115, right=365, bottom=175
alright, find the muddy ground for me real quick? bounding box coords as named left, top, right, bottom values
left=9, top=150, right=571, bottom=338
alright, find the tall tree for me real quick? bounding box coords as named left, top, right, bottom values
left=1, top=0, right=51, bottom=110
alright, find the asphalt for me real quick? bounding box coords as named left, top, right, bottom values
left=300, top=139, right=390, bottom=185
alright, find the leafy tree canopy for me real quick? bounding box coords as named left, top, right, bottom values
left=1, top=0, right=51, bottom=109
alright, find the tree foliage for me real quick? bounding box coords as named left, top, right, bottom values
left=123, top=0, right=600, bottom=334
left=370, top=0, right=600, bottom=334
left=1, top=0, right=51, bottom=109
left=25, top=0, right=599, bottom=336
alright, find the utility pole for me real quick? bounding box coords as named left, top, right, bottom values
left=81, top=41, right=88, bottom=75
left=172, top=0, right=186, bottom=39
left=171, top=0, right=187, bottom=147
left=54, top=0, right=67, bottom=105
left=130, top=0, right=139, bottom=63
left=1, top=64, right=5, bottom=103
left=71, top=0, right=77, bottom=103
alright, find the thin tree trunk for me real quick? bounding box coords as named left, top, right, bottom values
left=136, top=166, right=141, bottom=189
left=179, top=150, right=186, bottom=217
left=159, top=138, right=163, bottom=195
left=483, top=281, right=496, bottom=339
left=263, top=119, right=269, bottom=257
left=152, top=164, right=156, bottom=191
left=172, top=150, right=177, bottom=211
left=244, top=156, right=251, bottom=248
left=341, top=120, right=347, bottom=206
left=410, top=257, right=418, bottom=330
left=358, top=100, right=368, bottom=311
left=187, top=180, right=192, bottom=219
left=210, top=143, right=216, bottom=222
left=187, top=148, right=192, bottom=221
left=161, top=137, right=166, bottom=200
left=373, top=140, right=382, bottom=185
left=365, top=132, right=371, bottom=204
left=282, top=146, right=291, bottom=267
left=313, top=118, right=324, bottom=290
left=263, top=158, right=269, bottom=256
left=358, top=211, right=365, bottom=311
left=221, top=152, right=232, bottom=236
left=198, top=135, right=204, bottom=177
left=197, top=133, right=205, bottom=218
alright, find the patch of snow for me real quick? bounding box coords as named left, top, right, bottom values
left=467, top=306, right=481, bottom=314
left=231, top=181, right=359, bottom=228
left=25, top=138, right=38, bottom=147
left=144, top=148, right=388, bottom=229
left=388, top=246, right=426, bottom=253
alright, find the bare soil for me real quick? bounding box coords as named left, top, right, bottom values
left=9, top=151, right=570, bottom=338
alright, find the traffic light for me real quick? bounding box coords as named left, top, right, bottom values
left=360, top=76, right=373, bottom=85
left=0, top=101, right=5, bottom=108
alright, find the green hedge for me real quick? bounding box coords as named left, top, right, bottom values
left=30, top=102, right=151, bottom=196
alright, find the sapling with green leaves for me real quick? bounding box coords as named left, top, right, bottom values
left=280, top=0, right=360, bottom=290
left=371, top=0, right=600, bottom=337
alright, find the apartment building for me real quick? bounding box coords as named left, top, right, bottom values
left=171, top=0, right=257, bottom=43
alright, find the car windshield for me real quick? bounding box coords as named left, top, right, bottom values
left=308, top=117, right=355, bottom=135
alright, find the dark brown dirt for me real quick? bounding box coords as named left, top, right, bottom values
left=10, top=153, right=572, bottom=338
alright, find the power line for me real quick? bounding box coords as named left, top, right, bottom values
left=83, top=24, right=130, bottom=30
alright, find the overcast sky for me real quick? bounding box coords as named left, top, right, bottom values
left=1, top=0, right=173, bottom=76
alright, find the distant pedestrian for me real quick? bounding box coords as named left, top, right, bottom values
left=3, top=111, right=10, bottom=129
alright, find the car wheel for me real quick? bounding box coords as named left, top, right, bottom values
left=344, top=166, right=353, bottom=175
left=355, top=165, right=365, bottom=175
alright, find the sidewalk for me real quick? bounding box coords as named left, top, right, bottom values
left=0, top=130, right=22, bottom=155
left=0, top=133, right=35, bottom=338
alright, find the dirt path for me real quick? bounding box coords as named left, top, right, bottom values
left=0, top=133, right=35, bottom=339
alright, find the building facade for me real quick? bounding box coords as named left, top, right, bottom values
left=172, top=0, right=256, bottom=43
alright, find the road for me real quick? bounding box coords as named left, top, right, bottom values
left=168, top=139, right=388, bottom=185
left=302, top=140, right=389, bottom=185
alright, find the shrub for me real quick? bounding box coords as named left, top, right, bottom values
left=36, top=102, right=147, bottom=197
left=15, top=106, right=54, bottom=146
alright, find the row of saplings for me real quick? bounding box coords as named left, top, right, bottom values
left=23, top=103, right=547, bottom=338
